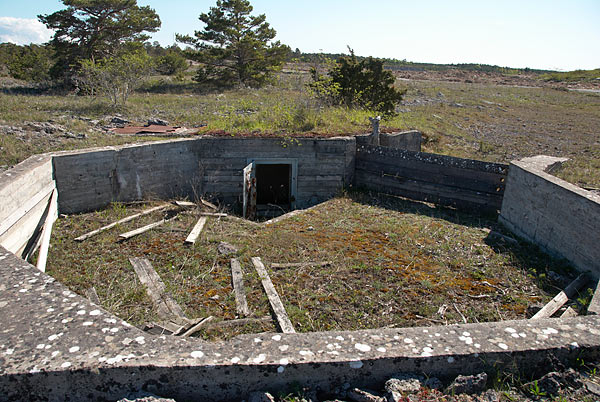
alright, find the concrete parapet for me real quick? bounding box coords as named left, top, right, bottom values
left=499, top=155, right=600, bottom=279
left=1, top=245, right=599, bottom=401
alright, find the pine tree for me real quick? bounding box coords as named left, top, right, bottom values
left=177, top=0, right=289, bottom=87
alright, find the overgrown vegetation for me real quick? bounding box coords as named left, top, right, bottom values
left=540, top=68, right=600, bottom=83
left=309, top=48, right=406, bottom=117
left=46, top=193, right=581, bottom=340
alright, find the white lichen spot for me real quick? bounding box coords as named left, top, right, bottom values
left=519, top=333, right=526, bottom=338
left=511, top=333, right=520, bottom=338
left=498, top=343, right=508, bottom=350
left=51, top=351, right=60, bottom=358
left=335, top=336, right=344, bottom=341
left=299, top=350, right=314, bottom=356
left=5, top=348, right=14, bottom=355
left=190, top=351, right=204, bottom=358
left=254, top=338, right=262, bottom=343
left=475, top=343, right=481, bottom=348
left=104, top=318, right=117, bottom=324
left=423, top=329, right=429, bottom=333
left=448, top=357, right=455, bottom=363
left=69, top=346, right=80, bottom=353
left=280, top=358, right=289, bottom=365
left=271, top=335, right=281, bottom=341
left=423, top=347, right=433, bottom=353
left=89, top=310, right=101, bottom=316
left=505, top=327, right=516, bottom=333
left=253, top=354, right=266, bottom=363
left=355, top=343, right=371, bottom=352
left=279, top=345, right=289, bottom=352
left=349, top=360, right=363, bottom=369
left=90, top=351, right=100, bottom=357
left=110, top=328, right=119, bottom=333
left=231, top=357, right=240, bottom=364
left=76, top=310, right=86, bottom=315
left=48, top=334, right=59, bottom=341
left=47, top=308, right=55, bottom=313
left=570, top=342, right=579, bottom=348
left=61, top=362, right=71, bottom=368
left=82, top=321, right=93, bottom=326
left=435, top=333, right=441, bottom=337
left=543, top=327, right=558, bottom=335
left=403, top=338, right=414, bottom=344
left=36, top=344, right=45, bottom=349
left=19, top=289, right=28, bottom=293
left=134, top=336, right=145, bottom=345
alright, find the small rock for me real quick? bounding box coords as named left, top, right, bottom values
left=385, top=374, right=424, bottom=394
left=248, top=391, right=275, bottom=402
left=482, top=389, right=499, bottom=402
left=111, top=116, right=129, bottom=125
left=217, top=241, right=238, bottom=255
left=424, top=377, right=443, bottom=390
left=446, top=372, right=488, bottom=395
left=117, top=393, right=176, bottom=402
left=148, top=118, right=169, bottom=126
left=347, top=388, right=385, bottom=402
left=584, top=379, right=600, bottom=396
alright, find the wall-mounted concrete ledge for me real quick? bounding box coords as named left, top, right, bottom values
left=1, top=245, right=599, bottom=401
left=500, top=156, right=600, bottom=279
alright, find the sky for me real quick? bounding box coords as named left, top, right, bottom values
left=1, top=0, right=599, bottom=71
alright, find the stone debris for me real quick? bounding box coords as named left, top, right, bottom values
left=385, top=374, right=424, bottom=394
left=111, top=116, right=130, bottom=125
left=117, top=393, right=175, bottom=402
left=148, top=118, right=169, bottom=126
left=218, top=241, right=238, bottom=255
left=446, top=372, right=488, bottom=395
left=347, top=388, right=384, bottom=402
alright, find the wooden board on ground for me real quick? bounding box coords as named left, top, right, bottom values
left=560, top=306, right=578, bottom=318
left=185, top=216, right=208, bottom=244
left=230, top=258, right=250, bottom=317
left=129, top=257, right=189, bottom=325
left=36, top=189, right=58, bottom=272
left=76, top=204, right=169, bottom=241
left=271, top=261, right=332, bottom=269
left=252, top=257, right=295, bottom=333
left=204, top=316, right=271, bottom=330
left=174, top=200, right=196, bottom=207
left=181, top=316, right=215, bottom=337
left=531, top=273, right=590, bottom=319
left=120, top=219, right=168, bottom=240
left=200, top=198, right=218, bottom=210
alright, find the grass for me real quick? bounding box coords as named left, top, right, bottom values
left=44, top=192, right=581, bottom=341
left=2, top=69, right=599, bottom=186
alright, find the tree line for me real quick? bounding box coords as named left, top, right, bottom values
left=1, top=0, right=404, bottom=115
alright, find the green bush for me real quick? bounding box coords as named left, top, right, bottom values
left=309, top=49, right=405, bottom=117
left=155, top=50, right=189, bottom=75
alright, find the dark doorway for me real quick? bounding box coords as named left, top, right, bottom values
left=255, top=163, right=291, bottom=206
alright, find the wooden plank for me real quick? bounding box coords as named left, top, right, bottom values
left=355, top=159, right=505, bottom=195
left=36, top=189, right=58, bottom=273
left=230, top=258, right=250, bottom=317
left=185, top=216, right=208, bottom=244
left=588, top=279, right=600, bottom=315
left=560, top=306, right=578, bottom=318
left=181, top=316, right=215, bottom=337
left=203, top=316, right=272, bottom=330
left=119, top=219, right=168, bottom=241
left=200, top=198, right=218, bottom=210
left=129, top=257, right=188, bottom=323
left=0, top=182, right=55, bottom=236
left=532, top=273, right=590, bottom=319
left=354, top=170, right=503, bottom=210
left=271, top=261, right=332, bottom=269
left=252, top=257, right=295, bottom=333
left=174, top=200, right=196, bottom=207
left=76, top=204, right=169, bottom=241
left=200, top=212, right=227, bottom=217
left=85, top=287, right=101, bottom=305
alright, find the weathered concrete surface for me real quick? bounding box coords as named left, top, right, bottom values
left=0, top=154, right=54, bottom=256
left=53, top=137, right=355, bottom=214
left=1, top=245, right=599, bottom=401
left=356, top=131, right=422, bottom=152
left=500, top=156, right=600, bottom=279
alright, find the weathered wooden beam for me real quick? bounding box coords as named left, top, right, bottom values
left=174, top=200, right=196, bottom=208
left=185, top=217, right=208, bottom=244
left=0, top=182, right=55, bottom=237
left=252, top=257, right=295, bottom=333
left=129, top=257, right=188, bottom=324
left=119, top=219, right=168, bottom=241
left=36, top=189, right=58, bottom=273
left=588, top=279, right=600, bottom=315
left=76, top=204, right=169, bottom=241
left=532, top=273, right=590, bottom=319
left=204, top=316, right=271, bottom=329
left=560, top=306, right=578, bottom=318
left=201, top=198, right=218, bottom=211
left=181, top=316, right=215, bottom=337
left=200, top=212, right=227, bottom=217
left=230, top=258, right=250, bottom=317
left=271, top=261, right=332, bottom=269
